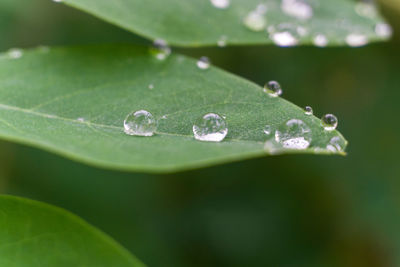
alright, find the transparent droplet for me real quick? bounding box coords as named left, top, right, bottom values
left=304, top=106, right=313, bottom=115
left=313, top=34, right=328, bottom=47
left=77, top=117, right=85, bottom=122
left=345, top=33, right=368, bottom=47
left=148, top=84, right=154, bottom=89
left=270, top=23, right=300, bottom=47
left=124, top=110, right=157, bottom=136
left=210, top=0, right=230, bottom=9
left=217, top=35, right=228, bottom=47
left=264, top=125, right=272, bottom=136
left=281, top=0, right=313, bottom=20
left=150, top=39, right=171, bottom=60
left=243, top=11, right=266, bottom=32
left=326, top=136, right=346, bottom=153
left=355, top=2, right=377, bottom=18
left=263, top=81, right=282, bottom=97
left=256, top=3, right=268, bottom=14
left=52, top=0, right=63, bottom=2
left=7, top=48, right=23, bottom=59
left=193, top=113, right=228, bottom=142
left=197, top=56, right=210, bottom=70
left=375, top=23, right=393, bottom=38
left=275, top=119, right=312, bottom=149
left=264, top=139, right=281, bottom=155
left=321, top=114, right=338, bottom=131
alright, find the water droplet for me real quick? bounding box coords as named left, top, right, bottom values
left=313, top=34, right=328, bottom=47
left=124, top=110, right=157, bottom=136
left=150, top=39, right=171, bottom=60
left=210, top=0, right=230, bottom=9
left=321, top=114, right=338, bottom=131
left=217, top=35, right=228, bottom=47
left=281, top=0, right=313, bottom=20
left=243, top=11, right=266, bottom=32
left=270, top=24, right=300, bottom=47
left=197, top=56, right=210, bottom=70
left=326, top=136, right=346, bottom=153
left=193, top=113, right=228, bottom=142
left=7, top=48, right=23, bottom=59
left=263, top=81, right=282, bottom=97
left=148, top=84, right=154, bottom=90
left=264, top=139, right=281, bottom=154
left=264, top=125, right=272, bottom=136
left=345, top=33, right=368, bottom=47
left=375, top=23, right=393, bottom=38
left=355, top=2, right=377, bottom=18
left=275, top=119, right=312, bottom=149
left=52, top=0, right=63, bottom=2
left=304, top=106, right=313, bottom=115
left=77, top=117, right=85, bottom=122
left=161, top=115, right=168, bottom=119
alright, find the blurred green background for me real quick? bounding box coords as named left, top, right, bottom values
left=1, top=0, right=399, bottom=266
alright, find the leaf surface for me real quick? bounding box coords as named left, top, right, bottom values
left=60, top=0, right=391, bottom=46
left=0, top=195, right=144, bottom=267
left=0, top=45, right=346, bottom=172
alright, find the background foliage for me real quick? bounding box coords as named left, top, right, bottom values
left=0, top=0, right=399, bottom=266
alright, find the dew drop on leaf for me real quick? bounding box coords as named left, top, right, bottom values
left=375, top=23, right=393, bottom=38
left=193, top=113, right=228, bottom=142
left=275, top=119, right=312, bottom=149
left=197, top=56, right=211, bottom=70
left=124, top=110, right=157, bottom=136
left=313, top=34, right=328, bottom=47
left=264, top=81, right=283, bottom=97
left=7, top=48, right=23, bottom=59
left=281, top=0, right=313, bottom=20
left=345, top=33, right=368, bottom=47
left=326, top=136, right=346, bottom=153
left=264, top=125, right=272, bottom=136
left=321, top=114, right=338, bottom=131
left=149, top=39, right=171, bottom=60
left=210, top=0, right=230, bottom=9
left=243, top=11, right=266, bottom=32
left=269, top=23, right=301, bottom=47
left=304, top=106, right=313, bottom=115
left=217, top=35, right=228, bottom=47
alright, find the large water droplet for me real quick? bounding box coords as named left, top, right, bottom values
left=304, top=106, right=313, bottom=115
left=321, top=114, right=338, bottom=131
left=375, top=23, right=393, bottom=38
left=275, top=119, right=312, bottom=149
left=150, top=39, right=171, bottom=60
left=313, top=34, right=328, bottom=47
left=270, top=24, right=300, bottom=47
left=243, top=11, right=266, bottom=32
left=264, top=81, right=282, bottom=97
left=124, top=110, right=157, bottom=136
left=210, top=0, right=230, bottom=9
left=281, top=0, right=313, bottom=20
left=7, top=48, right=23, bottom=59
left=193, top=113, right=228, bottom=142
left=326, top=136, right=346, bottom=153
left=345, top=33, right=368, bottom=47
left=355, top=2, right=377, bottom=18
left=197, top=56, right=211, bottom=70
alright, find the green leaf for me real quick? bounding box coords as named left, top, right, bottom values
left=0, top=45, right=346, bottom=173
left=60, top=0, right=391, bottom=47
left=0, top=194, right=144, bottom=267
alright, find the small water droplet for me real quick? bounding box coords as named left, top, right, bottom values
left=304, top=106, right=313, bottom=115
left=150, top=39, right=171, bottom=60
left=346, top=33, right=368, bottom=47
left=321, top=114, right=338, bottom=131
left=275, top=119, right=312, bottom=149
left=193, top=113, right=228, bottom=142
left=281, top=0, right=313, bottom=20
left=355, top=2, right=377, bottom=18
left=7, top=48, right=23, bottom=59
left=264, top=125, right=272, bottom=136
left=263, top=81, right=282, bottom=97
left=148, top=84, right=154, bottom=90
left=197, top=56, right=210, bottom=70
left=375, top=23, right=393, bottom=38
left=264, top=139, right=281, bottom=154
left=256, top=3, right=268, bottom=14
left=77, top=117, right=85, bottom=122
left=326, top=136, right=346, bottom=153
left=161, top=115, right=168, bottom=119
left=243, top=11, right=266, bottom=32
left=210, top=0, right=230, bottom=9
left=124, top=110, right=157, bottom=136
left=217, top=35, right=228, bottom=47
left=313, top=34, right=328, bottom=47
left=270, top=24, right=300, bottom=47
left=52, top=0, right=63, bottom=2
